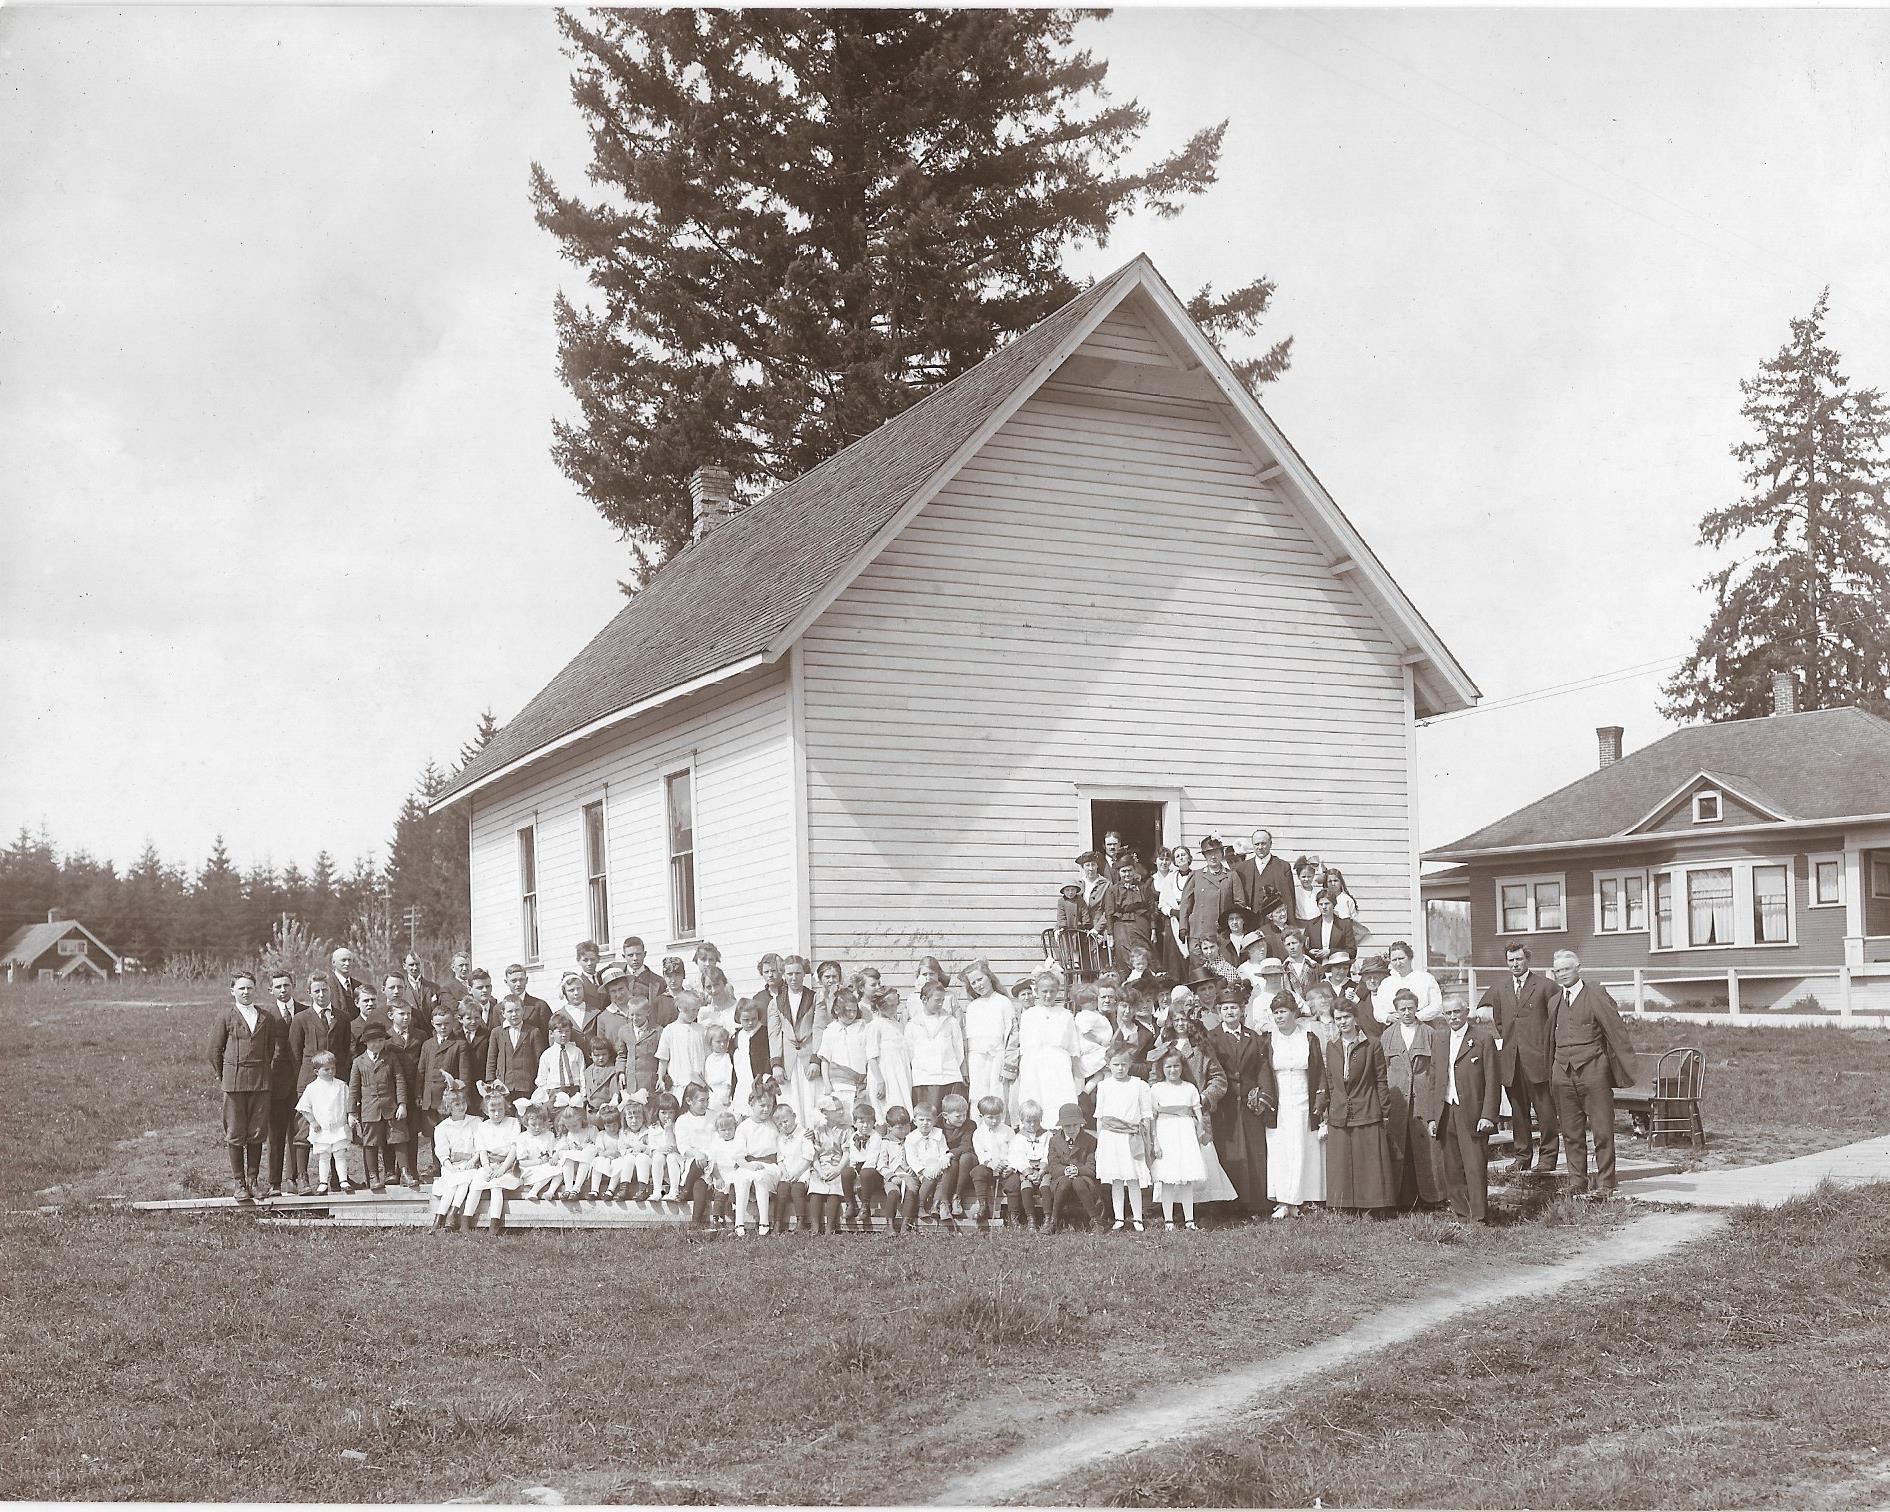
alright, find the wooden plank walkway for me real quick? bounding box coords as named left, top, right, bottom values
left=128, top=1191, right=692, bottom=1228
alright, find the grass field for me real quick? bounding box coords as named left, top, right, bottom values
left=1050, top=1181, right=1890, bottom=1509
left=1, top=981, right=1883, bottom=1504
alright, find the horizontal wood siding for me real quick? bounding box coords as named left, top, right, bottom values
left=1068, top=302, right=1177, bottom=367
left=799, top=379, right=1412, bottom=977
left=467, top=669, right=796, bottom=996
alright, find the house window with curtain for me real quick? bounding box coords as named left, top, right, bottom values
left=517, top=824, right=540, bottom=963
left=1654, top=871, right=1674, bottom=949
left=1810, top=854, right=1843, bottom=907
left=1494, top=873, right=1565, bottom=934
left=1687, top=867, right=1734, bottom=946
left=666, top=768, right=697, bottom=941
left=1752, top=864, right=1789, bottom=943
left=583, top=800, right=609, bottom=945
left=1595, top=871, right=1648, bottom=934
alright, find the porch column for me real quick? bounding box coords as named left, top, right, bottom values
left=1843, top=843, right=1866, bottom=970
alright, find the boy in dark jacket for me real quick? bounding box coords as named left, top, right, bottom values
left=348, top=1023, right=409, bottom=1193
left=1046, top=1101, right=1106, bottom=1232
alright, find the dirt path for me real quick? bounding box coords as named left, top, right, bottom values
left=931, top=1209, right=1725, bottom=1507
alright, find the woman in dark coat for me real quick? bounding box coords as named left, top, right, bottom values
left=1106, top=853, right=1159, bottom=968
left=1206, top=993, right=1274, bottom=1217
left=1322, top=999, right=1396, bottom=1213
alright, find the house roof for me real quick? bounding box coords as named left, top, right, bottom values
left=1, top=918, right=118, bottom=968
left=1426, top=706, right=1890, bottom=860
left=436, top=255, right=1478, bottom=810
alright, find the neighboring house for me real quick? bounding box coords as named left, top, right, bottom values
left=1423, top=683, right=1890, bottom=990
left=2, top=912, right=122, bottom=984
left=432, top=255, right=1478, bottom=987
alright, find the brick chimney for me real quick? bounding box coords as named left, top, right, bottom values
left=1597, top=725, right=1624, bottom=769
left=688, top=465, right=737, bottom=542
left=1771, top=669, right=1796, bottom=716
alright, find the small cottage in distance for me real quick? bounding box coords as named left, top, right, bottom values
left=433, top=257, right=1479, bottom=986
left=2, top=911, right=121, bottom=984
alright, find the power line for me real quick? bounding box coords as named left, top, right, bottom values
left=1417, top=655, right=1686, bottom=728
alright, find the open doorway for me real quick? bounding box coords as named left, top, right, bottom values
left=1090, top=800, right=1166, bottom=872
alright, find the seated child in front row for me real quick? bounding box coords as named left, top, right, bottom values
left=614, top=1098, right=652, bottom=1198
left=589, top=1104, right=625, bottom=1197
left=705, top=1110, right=743, bottom=1227
left=515, top=1101, right=562, bottom=1199
left=807, top=1093, right=851, bottom=1235
left=647, top=1093, right=683, bottom=1200
left=843, top=1099, right=882, bottom=1233
left=774, top=1104, right=814, bottom=1232
left=938, top=1092, right=976, bottom=1220
left=673, top=1084, right=716, bottom=1223
left=555, top=1099, right=596, bottom=1198
left=295, top=1052, right=353, bottom=1194
left=1010, top=1100, right=1053, bottom=1228
left=969, top=1094, right=1017, bottom=1229
left=905, top=1101, right=953, bottom=1228
left=873, top=1105, right=922, bottom=1234
left=1046, top=1100, right=1107, bottom=1231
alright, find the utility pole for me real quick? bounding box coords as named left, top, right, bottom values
left=402, top=906, right=422, bottom=951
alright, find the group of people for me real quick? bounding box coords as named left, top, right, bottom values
left=207, top=834, right=1638, bottom=1235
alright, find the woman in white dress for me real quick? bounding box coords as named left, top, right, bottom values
left=1265, top=991, right=1327, bottom=1215
left=864, top=988, right=915, bottom=1119
left=959, top=960, right=1018, bottom=1120
left=1014, top=972, right=1080, bottom=1127
left=1149, top=1050, right=1207, bottom=1230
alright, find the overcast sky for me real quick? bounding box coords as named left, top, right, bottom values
left=4, top=7, right=1888, bottom=881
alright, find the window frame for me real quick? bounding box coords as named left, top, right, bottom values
left=516, top=820, right=541, bottom=966
left=1691, top=789, right=1723, bottom=824
left=1808, top=851, right=1844, bottom=909
left=1872, top=858, right=1890, bottom=900
left=1592, top=869, right=1649, bottom=935
left=664, top=762, right=699, bottom=946
left=580, top=792, right=611, bottom=947
left=1493, top=871, right=1567, bottom=936
left=1647, top=857, right=1798, bottom=952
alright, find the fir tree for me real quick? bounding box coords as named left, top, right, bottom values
left=532, top=8, right=1291, bottom=582
left=191, top=836, right=247, bottom=957
left=1663, top=291, right=1890, bottom=722
left=457, top=708, right=499, bottom=771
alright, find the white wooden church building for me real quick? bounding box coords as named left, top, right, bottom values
left=434, top=257, right=1478, bottom=985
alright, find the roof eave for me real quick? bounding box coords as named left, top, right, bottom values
left=1422, top=809, right=1890, bottom=864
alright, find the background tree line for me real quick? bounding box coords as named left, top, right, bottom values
left=0, top=711, right=497, bottom=977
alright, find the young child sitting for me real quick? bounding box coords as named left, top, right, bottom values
left=1010, top=1100, right=1053, bottom=1229
left=514, top=1100, right=562, bottom=1200
left=773, top=1103, right=814, bottom=1233
left=674, top=1083, right=716, bottom=1224
left=616, top=1096, right=653, bottom=1199
left=844, top=1100, right=883, bottom=1234
left=295, top=1051, right=353, bottom=1195
left=969, top=1094, right=1018, bottom=1230
left=553, top=1097, right=595, bottom=1200
left=904, top=1102, right=952, bottom=1229
left=1046, top=1101, right=1106, bottom=1232
left=647, top=1093, right=682, bottom=1200
left=590, top=1104, right=626, bottom=1198
left=937, top=1091, right=977, bottom=1221
left=583, top=1040, right=624, bottom=1115
left=873, top=1105, right=921, bottom=1235
left=705, top=1110, right=743, bottom=1229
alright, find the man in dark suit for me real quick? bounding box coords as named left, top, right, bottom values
left=1421, top=991, right=1502, bottom=1222
left=1547, top=950, right=1636, bottom=1199
left=288, top=970, right=350, bottom=1190
left=262, top=969, right=303, bottom=1195
left=208, top=969, right=276, bottom=1203
left=619, top=936, right=674, bottom=1026
left=400, top=951, right=442, bottom=1021
left=1478, top=942, right=1559, bottom=1174
left=502, top=963, right=552, bottom=1036
left=329, top=947, right=366, bottom=1021
left=416, top=1007, right=471, bottom=1181
left=348, top=981, right=392, bottom=1057
left=1233, top=828, right=1299, bottom=927
left=575, top=941, right=609, bottom=1012
left=484, top=995, right=545, bottom=1096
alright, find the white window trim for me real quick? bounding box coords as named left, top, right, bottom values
left=516, top=817, right=541, bottom=966
left=1808, top=851, right=1845, bottom=908
left=1692, top=789, right=1723, bottom=824
left=1592, top=869, right=1650, bottom=935
left=1648, top=856, right=1797, bottom=952
left=1071, top=784, right=1185, bottom=855
left=579, top=788, right=612, bottom=947
left=663, top=754, right=701, bottom=949
left=1872, top=858, right=1890, bottom=900
left=1494, top=871, right=1567, bottom=936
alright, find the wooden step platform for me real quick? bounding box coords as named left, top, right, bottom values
left=128, top=1190, right=692, bottom=1228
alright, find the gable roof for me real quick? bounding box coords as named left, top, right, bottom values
left=436, top=255, right=1478, bottom=810
left=1426, top=706, right=1890, bottom=861
left=1, top=918, right=119, bottom=969
left=1622, top=768, right=1797, bottom=833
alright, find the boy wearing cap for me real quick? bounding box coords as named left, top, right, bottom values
left=348, top=1022, right=409, bottom=1193
left=1045, top=1102, right=1106, bottom=1232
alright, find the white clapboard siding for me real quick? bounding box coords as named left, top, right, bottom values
left=467, top=668, right=797, bottom=995
left=798, top=370, right=1412, bottom=975
left=1068, top=298, right=1180, bottom=367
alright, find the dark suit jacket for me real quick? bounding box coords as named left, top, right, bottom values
left=289, top=1006, right=351, bottom=1090
left=263, top=1000, right=302, bottom=1090
left=1323, top=1033, right=1390, bottom=1127
left=209, top=1006, right=276, bottom=1093
left=1047, top=1127, right=1098, bottom=1182
left=1302, top=915, right=1359, bottom=965
left=1234, top=853, right=1299, bottom=925
left=383, top=1030, right=423, bottom=1116
left=401, top=974, right=444, bottom=1021
left=1418, top=1023, right=1502, bottom=1126
left=578, top=970, right=609, bottom=1012
left=1206, top=1025, right=1272, bottom=1168
left=348, top=1051, right=408, bottom=1123
left=330, top=973, right=365, bottom=1021
left=1257, top=1027, right=1326, bottom=1129
left=1479, top=969, right=1557, bottom=1084
left=417, top=1036, right=472, bottom=1110
left=485, top=1024, right=546, bottom=1094
left=517, top=994, right=553, bottom=1037
left=1546, top=980, right=1636, bottom=1087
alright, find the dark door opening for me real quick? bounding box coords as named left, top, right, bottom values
left=1090, top=800, right=1166, bottom=873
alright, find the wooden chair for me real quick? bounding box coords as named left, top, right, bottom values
left=1617, top=1047, right=1705, bottom=1151
left=1041, top=927, right=1114, bottom=983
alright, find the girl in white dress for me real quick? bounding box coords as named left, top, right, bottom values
left=470, top=1083, right=522, bottom=1233
left=1015, top=973, right=1081, bottom=1125
left=959, top=961, right=1017, bottom=1119
left=818, top=991, right=871, bottom=1111
left=1149, top=1051, right=1207, bottom=1230
left=906, top=982, right=967, bottom=1113
left=702, top=1025, right=737, bottom=1112
left=429, top=1089, right=484, bottom=1230
left=1265, top=994, right=1327, bottom=1215
left=1093, top=1048, right=1153, bottom=1232
left=732, top=1001, right=766, bottom=1112
left=865, top=989, right=914, bottom=1120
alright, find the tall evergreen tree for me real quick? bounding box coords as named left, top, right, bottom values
left=1663, top=291, right=1890, bottom=722
left=307, top=851, right=344, bottom=944
left=533, top=8, right=1291, bottom=581
left=191, top=836, right=247, bottom=957
left=458, top=708, right=499, bottom=770
left=0, top=824, right=60, bottom=930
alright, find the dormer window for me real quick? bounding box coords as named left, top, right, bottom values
left=1692, top=789, right=1722, bottom=824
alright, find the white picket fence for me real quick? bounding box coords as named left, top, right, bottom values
left=1443, top=962, right=1890, bottom=1027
